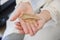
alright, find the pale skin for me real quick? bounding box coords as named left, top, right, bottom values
left=9, top=2, right=51, bottom=36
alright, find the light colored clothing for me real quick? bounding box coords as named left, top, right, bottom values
left=24, top=0, right=60, bottom=40
left=2, top=33, right=24, bottom=40
left=2, top=0, right=60, bottom=40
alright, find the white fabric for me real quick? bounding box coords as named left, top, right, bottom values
left=2, top=19, right=20, bottom=39
left=16, top=0, right=30, bottom=5
left=2, top=0, right=60, bottom=40
left=24, top=0, right=60, bottom=40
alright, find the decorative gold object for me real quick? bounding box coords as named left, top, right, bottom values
left=19, top=13, right=40, bottom=21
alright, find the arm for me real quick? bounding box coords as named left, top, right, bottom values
left=39, top=10, right=51, bottom=23
left=39, top=0, right=60, bottom=24
left=34, top=0, right=60, bottom=31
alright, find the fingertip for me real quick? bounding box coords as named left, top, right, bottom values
left=19, top=30, right=25, bottom=34
left=19, top=19, right=29, bottom=34
left=15, top=22, right=21, bottom=26
left=30, top=33, right=34, bottom=36
left=9, top=13, right=19, bottom=21
left=25, top=31, right=29, bottom=34
left=20, top=31, right=25, bottom=34
left=9, top=17, right=15, bottom=21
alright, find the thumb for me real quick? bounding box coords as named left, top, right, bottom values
left=9, top=10, right=23, bottom=21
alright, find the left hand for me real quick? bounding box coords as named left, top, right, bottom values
left=15, top=14, right=45, bottom=36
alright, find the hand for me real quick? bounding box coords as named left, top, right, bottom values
left=15, top=14, right=45, bottom=36
left=9, top=2, right=33, bottom=21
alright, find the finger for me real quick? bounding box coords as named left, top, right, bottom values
left=15, top=22, right=21, bottom=26
left=19, top=30, right=25, bottom=34
left=15, top=22, right=23, bottom=30
left=37, top=20, right=43, bottom=30
left=17, top=28, right=25, bottom=34
left=15, top=25, right=23, bottom=30
left=9, top=8, right=23, bottom=21
left=26, top=22, right=34, bottom=36
left=15, top=25, right=25, bottom=34
left=29, top=21, right=37, bottom=36
left=19, top=19, right=29, bottom=34
left=32, top=21, right=38, bottom=28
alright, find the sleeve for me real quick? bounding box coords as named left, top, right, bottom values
left=2, top=19, right=21, bottom=39
left=15, top=0, right=31, bottom=9
left=41, top=0, right=60, bottom=23
left=16, top=0, right=46, bottom=11
left=29, top=0, right=46, bottom=11
left=16, top=0, right=30, bottom=5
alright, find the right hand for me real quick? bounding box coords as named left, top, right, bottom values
left=9, top=2, right=33, bottom=21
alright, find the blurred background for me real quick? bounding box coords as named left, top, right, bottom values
left=0, top=0, right=16, bottom=40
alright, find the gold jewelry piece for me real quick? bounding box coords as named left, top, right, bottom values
left=19, top=13, right=40, bottom=22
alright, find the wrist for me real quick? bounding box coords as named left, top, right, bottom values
left=39, top=10, right=51, bottom=23
left=39, top=16, right=46, bottom=24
